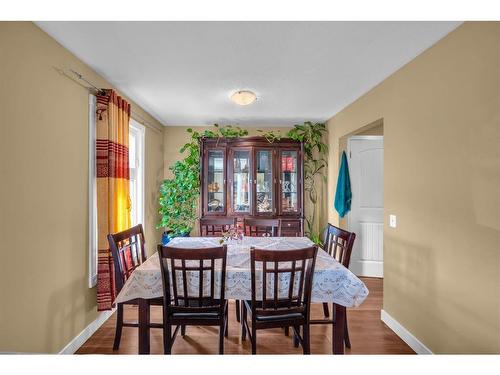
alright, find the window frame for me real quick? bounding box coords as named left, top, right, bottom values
left=129, top=119, right=146, bottom=229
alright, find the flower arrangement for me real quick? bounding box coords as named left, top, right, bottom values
left=219, top=227, right=244, bottom=244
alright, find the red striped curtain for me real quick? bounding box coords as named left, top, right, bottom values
left=96, top=89, right=131, bottom=311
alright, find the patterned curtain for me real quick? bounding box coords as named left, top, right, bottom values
left=96, top=89, right=131, bottom=311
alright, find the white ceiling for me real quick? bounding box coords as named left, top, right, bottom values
left=37, top=21, right=461, bottom=126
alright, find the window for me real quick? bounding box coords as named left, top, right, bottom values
left=88, top=96, right=145, bottom=288
left=129, top=119, right=145, bottom=227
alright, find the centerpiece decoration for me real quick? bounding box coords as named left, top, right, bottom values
left=219, top=226, right=244, bottom=245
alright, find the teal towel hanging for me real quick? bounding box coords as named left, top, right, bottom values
left=334, top=151, right=352, bottom=218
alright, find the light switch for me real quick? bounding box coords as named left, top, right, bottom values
left=389, top=214, right=397, bottom=228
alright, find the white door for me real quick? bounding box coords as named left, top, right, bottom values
left=347, top=136, right=384, bottom=277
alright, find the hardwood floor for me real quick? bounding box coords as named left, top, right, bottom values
left=76, top=277, right=414, bottom=354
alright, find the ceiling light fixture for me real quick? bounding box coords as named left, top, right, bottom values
left=230, top=90, right=257, bottom=106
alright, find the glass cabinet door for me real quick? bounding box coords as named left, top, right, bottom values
left=256, top=150, right=273, bottom=214
left=206, top=149, right=225, bottom=213
left=232, top=150, right=251, bottom=213
left=280, top=150, right=299, bottom=213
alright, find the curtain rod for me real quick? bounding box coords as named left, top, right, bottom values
left=65, top=68, right=163, bottom=134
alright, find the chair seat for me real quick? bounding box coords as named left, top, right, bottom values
left=256, top=313, right=304, bottom=322
left=172, top=312, right=220, bottom=319
left=168, top=300, right=227, bottom=321
left=243, top=300, right=305, bottom=322
left=120, top=297, right=163, bottom=306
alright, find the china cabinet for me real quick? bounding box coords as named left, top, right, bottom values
left=200, top=136, right=304, bottom=235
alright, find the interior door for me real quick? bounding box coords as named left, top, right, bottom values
left=347, top=136, right=384, bottom=277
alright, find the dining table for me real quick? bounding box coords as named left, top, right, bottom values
left=115, top=236, right=369, bottom=354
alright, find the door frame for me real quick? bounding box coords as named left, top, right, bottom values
left=346, top=135, right=384, bottom=277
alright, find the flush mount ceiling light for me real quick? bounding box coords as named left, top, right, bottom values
left=230, top=90, right=257, bottom=106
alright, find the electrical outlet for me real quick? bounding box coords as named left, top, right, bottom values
left=389, top=214, right=397, bottom=228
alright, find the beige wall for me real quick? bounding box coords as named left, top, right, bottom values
left=325, top=22, right=500, bottom=353
left=162, top=126, right=294, bottom=235
left=0, top=22, right=164, bottom=353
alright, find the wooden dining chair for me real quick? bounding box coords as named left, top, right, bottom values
left=108, top=224, right=163, bottom=351
left=280, top=220, right=303, bottom=237
left=241, top=246, right=318, bottom=354
left=200, top=216, right=243, bottom=325
left=199, top=217, right=237, bottom=236
left=314, top=223, right=356, bottom=348
left=238, top=217, right=282, bottom=323
left=243, top=217, right=281, bottom=237
left=157, top=244, right=229, bottom=354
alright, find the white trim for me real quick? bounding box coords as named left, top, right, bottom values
left=348, top=135, right=384, bottom=141
left=88, top=94, right=98, bottom=288
left=59, top=310, right=114, bottom=354
left=381, top=309, right=433, bottom=354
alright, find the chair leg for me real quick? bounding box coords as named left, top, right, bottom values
left=113, top=303, right=124, bottom=350
left=251, top=327, right=257, bottom=355
left=344, top=314, right=351, bottom=348
left=164, top=323, right=172, bottom=354
left=219, top=321, right=225, bottom=354
left=241, top=303, right=247, bottom=341
left=181, top=324, right=186, bottom=337
left=225, top=303, right=229, bottom=338
left=235, top=300, right=241, bottom=322
left=322, top=302, right=330, bottom=318
left=293, top=325, right=300, bottom=348
left=284, top=326, right=289, bottom=336
left=302, top=324, right=311, bottom=354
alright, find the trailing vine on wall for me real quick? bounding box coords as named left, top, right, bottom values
left=287, top=122, right=328, bottom=244
left=158, top=122, right=328, bottom=244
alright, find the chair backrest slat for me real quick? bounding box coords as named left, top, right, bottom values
left=244, top=218, right=281, bottom=237
left=180, top=259, right=187, bottom=304
left=108, top=224, right=147, bottom=295
left=200, top=217, right=237, bottom=237
left=170, top=258, right=178, bottom=305
left=273, top=261, right=279, bottom=309
left=287, top=260, right=296, bottom=308
left=297, top=260, right=305, bottom=307
left=322, top=223, right=356, bottom=268
left=158, top=245, right=227, bottom=314
left=250, top=246, right=318, bottom=316
left=262, top=261, right=267, bottom=308
left=198, top=260, right=203, bottom=305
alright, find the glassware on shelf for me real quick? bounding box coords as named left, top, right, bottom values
left=233, top=150, right=250, bottom=212
left=256, top=150, right=273, bottom=213
left=207, top=150, right=224, bottom=213
left=281, top=150, right=298, bottom=213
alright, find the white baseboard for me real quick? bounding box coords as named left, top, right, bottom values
left=381, top=309, right=433, bottom=354
left=59, top=309, right=114, bottom=354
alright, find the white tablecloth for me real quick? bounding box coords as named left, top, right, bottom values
left=115, top=237, right=369, bottom=308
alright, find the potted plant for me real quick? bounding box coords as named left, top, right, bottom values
left=157, top=125, right=248, bottom=244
